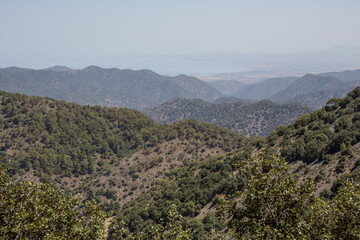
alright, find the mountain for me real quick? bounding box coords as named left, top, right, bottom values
left=285, top=79, right=360, bottom=109
left=207, top=79, right=247, bottom=95
left=269, top=74, right=360, bottom=108
left=269, top=74, right=344, bottom=102
left=0, top=90, right=245, bottom=211
left=143, top=98, right=312, bottom=136
left=45, top=65, right=74, bottom=72
left=2, top=87, right=360, bottom=238
left=108, top=87, right=360, bottom=238
left=0, top=66, right=223, bottom=110
left=285, top=88, right=351, bottom=109
left=319, top=68, right=360, bottom=81
left=212, top=96, right=248, bottom=104
left=231, top=76, right=297, bottom=100
left=168, top=74, right=224, bottom=101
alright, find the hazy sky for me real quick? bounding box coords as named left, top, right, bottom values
left=1, top=0, right=360, bottom=69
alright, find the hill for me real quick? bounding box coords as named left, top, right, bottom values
left=108, top=87, right=360, bottom=239
left=269, top=74, right=360, bottom=108
left=269, top=74, right=345, bottom=102
left=284, top=86, right=354, bottom=109
left=143, top=98, right=312, bottom=136
left=319, top=68, right=360, bottom=81
left=45, top=65, right=74, bottom=72
left=0, top=90, right=245, bottom=211
left=212, top=96, right=248, bottom=104
left=0, top=66, right=223, bottom=110
left=3, top=87, right=360, bottom=239
left=231, top=76, right=297, bottom=100
left=207, top=79, right=247, bottom=95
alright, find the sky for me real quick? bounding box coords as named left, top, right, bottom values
left=1, top=0, right=360, bottom=72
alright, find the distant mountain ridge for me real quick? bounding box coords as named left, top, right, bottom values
left=269, top=74, right=360, bottom=108
left=45, top=65, right=74, bottom=72
left=319, top=68, right=360, bottom=81
left=209, top=69, right=360, bottom=110
left=0, top=66, right=223, bottom=110
left=208, top=79, right=247, bottom=95
left=231, top=76, right=297, bottom=100
left=269, top=74, right=345, bottom=102
left=143, top=98, right=312, bottom=136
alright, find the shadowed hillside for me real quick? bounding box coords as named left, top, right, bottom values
left=144, top=98, right=311, bottom=136
left=0, top=66, right=223, bottom=110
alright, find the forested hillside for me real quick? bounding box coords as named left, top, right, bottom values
left=144, top=98, right=311, bottom=136
left=108, top=86, right=360, bottom=239
left=0, top=91, right=245, bottom=210
left=0, top=66, right=223, bottom=110
left=2, top=87, right=360, bottom=239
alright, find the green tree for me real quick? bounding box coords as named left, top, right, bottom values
left=216, top=154, right=360, bottom=239
left=0, top=166, right=106, bottom=240
left=110, top=204, right=193, bottom=240
left=217, top=154, right=320, bottom=239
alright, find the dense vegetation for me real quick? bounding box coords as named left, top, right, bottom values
left=0, top=166, right=106, bottom=239
left=108, top=152, right=252, bottom=239
left=217, top=154, right=360, bottom=239
left=0, top=90, right=245, bottom=210
left=269, top=86, right=360, bottom=165
left=108, top=87, right=360, bottom=239
left=144, top=98, right=311, bottom=136
left=0, top=66, right=223, bottom=110
left=2, top=85, right=360, bottom=239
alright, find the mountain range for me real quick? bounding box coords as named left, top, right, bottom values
left=208, top=68, right=360, bottom=109
left=2, top=86, right=360, bottom=238
left=0, top=66, right=223, bottom=110
left=269, top=74, right=360, bottom=108
left=113, top=86, right=360, bottom=238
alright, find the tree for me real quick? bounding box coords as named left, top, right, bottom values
left=217, top=154, right=321, bottom=239
left=0, top=166, right=106, bottom=239
left=109, top=204, right=193, bottom=240
left=216, top=154, right=360, bottom=239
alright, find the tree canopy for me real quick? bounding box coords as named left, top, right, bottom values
left=0, top=166, right=106, bottom=240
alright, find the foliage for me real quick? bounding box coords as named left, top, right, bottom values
left=217, top=154, right=360, bottom=239
left=108, top=153, right=252, bottom=240
left=0, top=91, right=245, bottom=210
left=0, top=166, right=106, bottom=239
left=144, top=98, right=311, bottom=136
left=111, top=204, right=194, bottom=239
left=274, top=87, right=360, bottom=164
